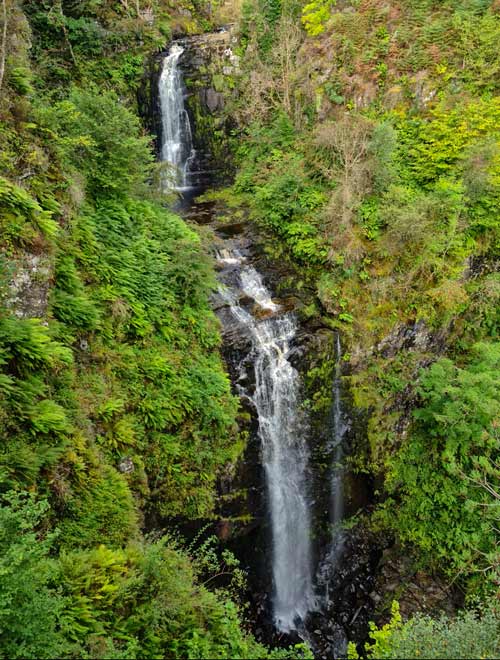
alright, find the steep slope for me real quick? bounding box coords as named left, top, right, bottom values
left=0, top=2, right=309, bottom=657
left=213, top=0, right=499, bottom=641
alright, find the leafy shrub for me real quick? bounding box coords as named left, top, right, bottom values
left=302, top=0, right=335, bottom=37
left=59, top=465, right=139, bottom=548
left=0, top=177, right=58, bottom=248
left=0, top=493, right=68, bottom=659
left=380, top=342, right=500, bottom=594
left=349, top=602, right=500, bottom=660
left=37, top=89, right=154, bottom=198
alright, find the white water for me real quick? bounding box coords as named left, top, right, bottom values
left=158, top=43, right=196, bottom=190
left=217, top=251, right=314, bottom=632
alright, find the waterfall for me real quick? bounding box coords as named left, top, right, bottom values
left=330, top=333, right=348, bottom=551
left=158, top=43, right=196, bottom=190
left=217, top=249, right=314, bottom=632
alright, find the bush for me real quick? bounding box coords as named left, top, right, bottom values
left=37, top=89, right=154, bottom=198
left=0, top=493, right=68, bottom=659
left=380, top=342, right=500, bottom=595
left=349, top=602, right=500, bottom=660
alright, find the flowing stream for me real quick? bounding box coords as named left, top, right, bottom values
left=217, top=249, right=314, bottom=632
left=158, top=43, right=196, bottom=189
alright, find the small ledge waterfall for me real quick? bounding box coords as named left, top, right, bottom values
left=330, top=333, right=348, bottom=552
left=158, top=43, right=196, bottom=190
left=217, top=249, right=314, bottom=632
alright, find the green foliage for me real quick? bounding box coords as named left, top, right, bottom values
left=401, top=98, right=500, bottom=187
left=0, top=493, right=68, bottom=659
left=59, top=465, right=139, bottom=548
left=56, top=535, right=302, bottom=659
left=350, top=601, right=500, bottom=660
left=62, top=197, right=240, bottom=518
left=0, top=1, right=314, bottom=658
left=0, top=316, right=75, bottom=488
left=348, top=601, right=402, bottom=659
left=37, top=89, right=154, bottom=198
left=380, top=343, right=500, bottom=594
left=0, top=494, right=306, bottom=659
left=262, top=0, right=282, bottom=27
left=0, top=61, right=239, bottom=523
left=235, top=119, right=328, bottom=265
left=0, top=177, right=59, bottom=249
left=8, top=67, right=34, bottom=96
left=301, top=0, right=335, bottom=37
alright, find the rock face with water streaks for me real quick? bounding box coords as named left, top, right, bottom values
left=140, top=29, right=238, bottom=182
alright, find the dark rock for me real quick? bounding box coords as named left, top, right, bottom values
left=205, top=87, right=224, bottom=112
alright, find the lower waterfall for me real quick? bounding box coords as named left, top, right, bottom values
left=217, top=248, right=314, bottom=632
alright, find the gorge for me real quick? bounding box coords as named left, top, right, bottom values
left=156, top=37, right=371, bottom=656
left=1, top=1, right=498, bottom=658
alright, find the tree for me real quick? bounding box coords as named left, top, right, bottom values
left=38, top=88, right=154, bottom=197
left=382, top=342, right=500, bottom=595
left=313, top=116, right=373, bottom=261
left=0, top=493, right=68, bottom=659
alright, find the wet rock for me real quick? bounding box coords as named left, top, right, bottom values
left=373, top=544, right=462, bottom=623
left=307, top=526, right=385, bottom=659
left=138, top=27, right=238, bottom=183
left=204, top=87, right=224, bottom=112
left=216, top=221, right=246, bottom=237
left=7, top=252, right=52, bottom=319
left=252, top=304, right=277, bottom=320
left=118, top=457, right=134, bottom=474
left=375, top=319, right=447, bottom=357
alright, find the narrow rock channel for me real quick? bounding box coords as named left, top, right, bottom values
left=154, top=35, right=382, bottom=659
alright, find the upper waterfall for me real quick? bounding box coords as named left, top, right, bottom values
left=158, top=43, right=196, bottom=190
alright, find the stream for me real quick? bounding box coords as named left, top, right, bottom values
left=154, top=39, right=381, bottom=659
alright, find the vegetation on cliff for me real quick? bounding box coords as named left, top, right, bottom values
left=221, top=0, right=499, bottom=652
left=1, top=0, right=499, bottom=657
left=0, top=1, right=310, bottom=657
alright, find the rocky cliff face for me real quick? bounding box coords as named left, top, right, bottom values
left=7, top=252, right=53, bottom=320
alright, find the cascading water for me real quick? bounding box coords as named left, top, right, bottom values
left=158, top=43, right=196, bottom=190
left=330, top=333, right=348, bottom=554
left=152, top=32, right=379, bottom=658
left=217, top=249, right=314, bottom=632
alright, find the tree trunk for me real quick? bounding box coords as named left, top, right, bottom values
left=56, top=0, right=76, bottom=65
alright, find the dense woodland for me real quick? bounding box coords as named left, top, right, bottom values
left=0, top=0, right=498, bottom=658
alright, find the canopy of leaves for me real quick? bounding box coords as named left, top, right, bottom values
left=349, top=601, right=500, bottom=660
left=381, top=342, right=500, bottom=594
